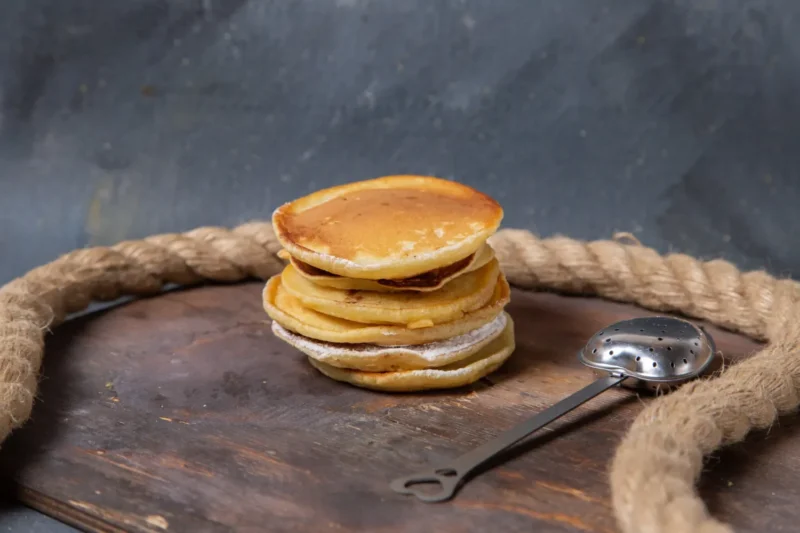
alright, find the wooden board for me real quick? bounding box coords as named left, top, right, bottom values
left=3, top=283, right=797, bottom=533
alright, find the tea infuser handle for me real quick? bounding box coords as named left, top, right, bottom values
left=390, top=374, right=626, bottom=502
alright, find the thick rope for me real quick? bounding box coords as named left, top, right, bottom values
left=0, top=222, right=796, bottom=532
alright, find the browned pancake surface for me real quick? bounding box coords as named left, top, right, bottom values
left=273, top=177, right=502, bottom=264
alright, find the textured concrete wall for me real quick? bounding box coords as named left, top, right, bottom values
left=1, top=0, right=799, bottom=282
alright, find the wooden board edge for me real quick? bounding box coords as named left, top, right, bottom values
left=17, top=486, right=127, bottom=533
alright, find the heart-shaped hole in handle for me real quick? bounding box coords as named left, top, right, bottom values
left=389, top=469, right=462, bottom=503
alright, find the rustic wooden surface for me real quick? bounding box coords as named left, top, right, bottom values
left=3, top=282, right=796, bottom=533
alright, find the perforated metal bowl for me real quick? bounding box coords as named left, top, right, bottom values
left=579, top=316, right=717, bottom=392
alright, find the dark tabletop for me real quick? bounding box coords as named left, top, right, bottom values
left=1, top=0, right=799, bottom=530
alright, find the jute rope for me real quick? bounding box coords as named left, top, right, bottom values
left=0, top=222, right=797, bottom=532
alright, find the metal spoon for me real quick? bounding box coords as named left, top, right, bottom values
left=390, top=316, right=717, bottom=503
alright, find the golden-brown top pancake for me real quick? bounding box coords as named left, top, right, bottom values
left=262, top=272, right=510, bottom=345
left=272, top=175, right=503, bottom=279
left=288, top=243, right=495, bottom=293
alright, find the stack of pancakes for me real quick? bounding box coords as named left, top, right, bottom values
left=263, top=175, right=515, bottom=392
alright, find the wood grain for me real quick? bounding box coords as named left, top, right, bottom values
left=2, top=283, right=792, bottom=533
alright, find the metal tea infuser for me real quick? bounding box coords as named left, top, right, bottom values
left=390, top=316, right=718, bottom=503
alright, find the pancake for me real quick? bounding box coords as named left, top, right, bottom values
left=272, top=175, right=504, bottom=280
left=306, top=313, right=515, bottom=392
left=263, top=273, right=511, bottom=345
left=280, top=258, right=500, bottom=327
left=272, top=312, right=508, bottom=371
left=289, top=244, right=495, bottom=293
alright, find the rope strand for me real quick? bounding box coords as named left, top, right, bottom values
left=1, top=222, right=797, bottom=533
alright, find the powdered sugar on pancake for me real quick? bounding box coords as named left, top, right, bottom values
left=305, top=316, right=516, bottom=391
left=271, top=313, right=507, bottom=369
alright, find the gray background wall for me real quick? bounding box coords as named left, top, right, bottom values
left=2, top=0, right=800, bottom=284
left=0, top=0, right=799, bottom=530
